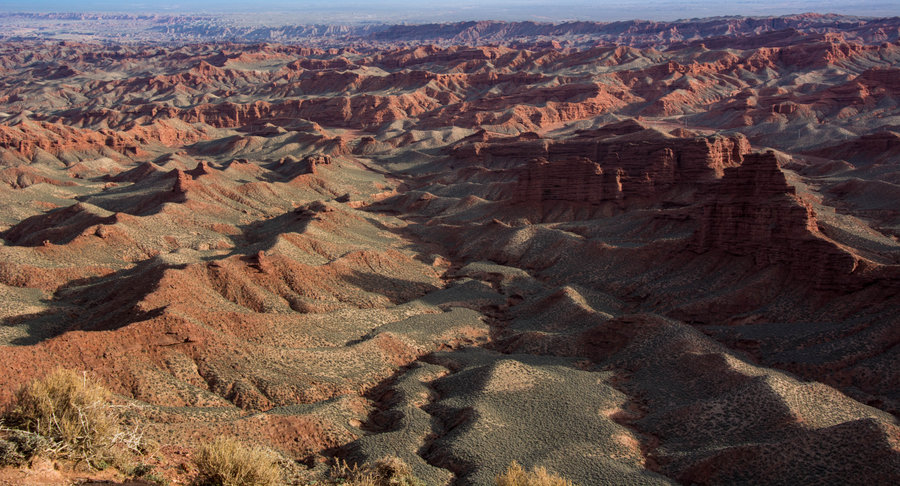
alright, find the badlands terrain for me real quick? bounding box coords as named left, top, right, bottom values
left=0, top=13, right=899, bottom=484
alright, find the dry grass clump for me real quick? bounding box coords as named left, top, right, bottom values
left=495, top=461, right=576, bottom=486
left=328, top=456, right=424, bottom=486
left=192, top=436, right=282, bottom=486
left=3, top=368, right=118, bottom=466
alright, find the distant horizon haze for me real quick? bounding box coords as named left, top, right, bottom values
left=1, top=0, right=899, bottom=23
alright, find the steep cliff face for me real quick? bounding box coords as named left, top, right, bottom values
left=693, top=152, right=861, bottom=289
left=592, top=133, right=750, bottom=181
left=509, top=131, right=750, bottom=206
left=514, top=157, right=623, bottom=204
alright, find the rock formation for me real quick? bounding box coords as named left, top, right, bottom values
left=693, top=151, right=863, bottom=289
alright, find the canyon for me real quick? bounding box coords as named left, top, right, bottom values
left=0, top=13, right=899, bottom=485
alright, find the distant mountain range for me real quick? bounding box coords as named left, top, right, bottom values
left=1, top=12, right=898, bottom=47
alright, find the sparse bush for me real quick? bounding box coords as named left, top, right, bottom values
left=4, top=368, right=117, bottom=466
left=192, top=436, right=282, bottom=486
left=328, top=456, right=425, bottom=486
left=0, top=437, right=25, bottom=467
left=0, top=438, right=22, bottom=466
left=0, top=428, right=48, bottom=466
left=128, top=462, right=169, bottom=485
left=495, top=461, right=575, bottom=486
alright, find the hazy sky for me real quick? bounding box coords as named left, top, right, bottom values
left=2, top=1, right=898, bottom=22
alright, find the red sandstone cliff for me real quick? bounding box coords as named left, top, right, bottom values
left=502, top=130, right=750, bottom=205
left=693, top=152, right=865, bottom=290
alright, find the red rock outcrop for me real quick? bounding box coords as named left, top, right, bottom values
left=514, top=157, right=624, bottom=204
left=493, top=128, right=750, bottom=207
left=693, top=151, right=864, bottom=290
left=0, top=122, right=132, bottom=160
left=0, top=120, right=201, bottom=162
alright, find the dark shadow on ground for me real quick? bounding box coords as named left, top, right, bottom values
left=1, top=258, right=178, bottom=344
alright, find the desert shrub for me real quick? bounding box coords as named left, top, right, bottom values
left=0, top=437, right=23, bottom=467
left=4, top=368, right=117, bottom=466
left=328, top=456, right=425, bottom=486
left=127, top=462, right=170, bottom=485
left=192, top=436, right=282, bottom=486
left=0, top=428, right=48, bottom=466
left=495, top=461, right=575, bottom=486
